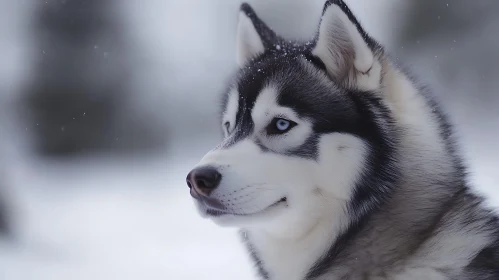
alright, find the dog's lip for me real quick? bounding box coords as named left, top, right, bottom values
left=204, top=197, right=287, bottom=217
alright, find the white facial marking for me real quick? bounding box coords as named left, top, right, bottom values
left=315, top=133, right=367, bottom=201
left=234, top=132, right=367, bottom=280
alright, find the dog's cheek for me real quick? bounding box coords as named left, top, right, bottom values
left=314, top=133, right=368, bottom=200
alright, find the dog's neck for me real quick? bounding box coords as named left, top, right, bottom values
left=241, top=205, right=346, bottom=280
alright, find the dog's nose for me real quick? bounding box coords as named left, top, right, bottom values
left=186, top=166, right=222, bottom=197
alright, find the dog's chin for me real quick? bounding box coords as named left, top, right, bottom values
left=196, top=197, right=288, bottom=227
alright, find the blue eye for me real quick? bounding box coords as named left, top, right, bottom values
left=267, top=118, right=297, bottom=135
left=276, top=119, right=290, bottom=131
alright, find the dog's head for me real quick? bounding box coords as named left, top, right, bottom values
left=186, top=0, right=396, bottom=236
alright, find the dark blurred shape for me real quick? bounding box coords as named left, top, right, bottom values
left=392, top=0, right=499, bottom=163
left=22, top=0, right=166, bottom=157
left=0, top=187, right=10, bottom=237
left=396, top=0, right=499, bottom=103
left=398, top=1, right=498, bottom=47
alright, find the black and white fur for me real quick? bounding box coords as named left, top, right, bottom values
left=186, top=1, right=499, bottom=279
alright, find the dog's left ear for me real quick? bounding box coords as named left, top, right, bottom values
left=236, top=3, right=279, bottom=67
left=312, top=0, right=382, bottom=90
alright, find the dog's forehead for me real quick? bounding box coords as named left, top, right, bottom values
left=223, top=55, right=349, bottom=121
left=236, top=55, right=298, bottom=106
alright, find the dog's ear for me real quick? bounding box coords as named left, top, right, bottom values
left=312, top=0, right=381, bottom=89
left=236, top=3, right=278, bottom=67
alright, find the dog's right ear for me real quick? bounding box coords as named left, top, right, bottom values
left=236, top=3, right=278, bottom=67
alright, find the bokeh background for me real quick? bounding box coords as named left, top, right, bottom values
left=0, top=0, right=498, bottom=279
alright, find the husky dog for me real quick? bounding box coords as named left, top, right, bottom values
left=185, top=1, right=499, bottom=279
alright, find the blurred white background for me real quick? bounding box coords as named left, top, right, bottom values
left=0, top=0, right=497, bottom=279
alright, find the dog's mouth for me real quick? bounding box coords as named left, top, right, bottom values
left=204, top=197, right=288, bottom=217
